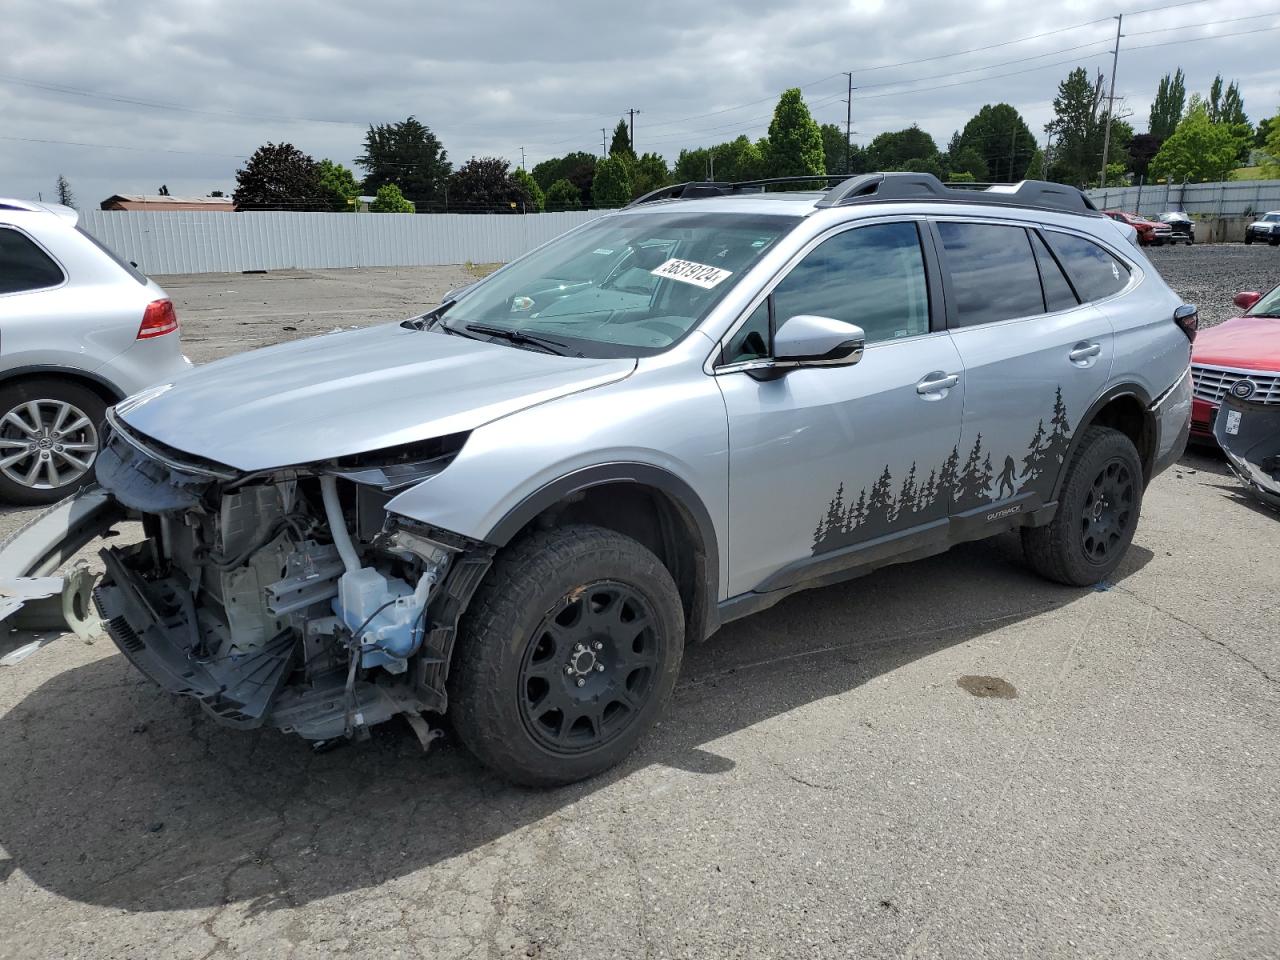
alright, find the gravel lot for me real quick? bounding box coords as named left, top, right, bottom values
left=1145, top=243, right=1278, bottom=328
left=0, top=246, right=1277, bottom=960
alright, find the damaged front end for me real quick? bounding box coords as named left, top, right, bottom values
left=1214, top=393, right=1280, bottom=512
left=15, top=412, right=493, bottom=747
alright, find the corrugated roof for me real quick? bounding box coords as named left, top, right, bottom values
left=103, top=194, right=234, bottom=205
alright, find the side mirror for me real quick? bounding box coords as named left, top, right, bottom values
left=773, top=315, right=865, bottom=367
left=1234, top=291, right=1262, bottom=311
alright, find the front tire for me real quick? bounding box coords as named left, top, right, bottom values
left=1021, top=426, right=1144, bottom=587
left=0, top=378, right=106, bottom=506
left=450, top=524, right=684, bottom=786
left=1245, top=233, right=1254, bottom=245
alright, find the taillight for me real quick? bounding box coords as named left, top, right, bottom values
left=1174, top=303, right=1198, bottom=343
left=137, top=299, right=178, bottom=339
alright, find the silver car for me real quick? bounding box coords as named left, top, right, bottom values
left=0, top=174, right=1194, bottom=785
left=0, top=199, right=191, bottom=503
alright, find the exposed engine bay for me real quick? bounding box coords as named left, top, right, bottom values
left=83, top=416, right=491, bottom=746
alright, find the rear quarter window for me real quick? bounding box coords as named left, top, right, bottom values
left=1044, top=231, right=1130, bottom=302
left=0, top=227, right=65, bottom=294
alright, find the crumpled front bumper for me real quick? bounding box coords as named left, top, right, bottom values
left=0, top=486, right=124, bottom=635
left=1214, top=394, right=1280, bottom=510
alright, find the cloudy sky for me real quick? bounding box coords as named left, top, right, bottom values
left=1, top=0, right=1274, bottom=205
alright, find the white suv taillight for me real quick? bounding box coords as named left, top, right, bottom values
left=137, top=299, right=179, bottom=339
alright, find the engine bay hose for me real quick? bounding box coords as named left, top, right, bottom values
left=319, top=475, right=361, bottom=574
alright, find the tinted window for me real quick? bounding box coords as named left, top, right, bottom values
left=723, top=299, right=770, bottom=364
left=936, top=222, right=1044, bottom=327
left=0, top=228, right=64, bottom=294
left=1031, top=232, right=1079, bottom=312
left=1044, top=231, right=1130, bottom=302
left=771, top=222, right=930, bottom=344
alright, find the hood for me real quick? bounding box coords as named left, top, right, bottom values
left=1193, top=316, right=1280, bottom=372
left=116, top=323, right=635, bottom=471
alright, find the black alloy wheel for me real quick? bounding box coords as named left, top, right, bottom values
left=518, top=580, right=662, bottom=753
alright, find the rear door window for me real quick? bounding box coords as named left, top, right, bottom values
left=1030, top=232, right=1079, bottom=312
left=936, top=222, right=1044, bottom=327
left=0, top=227, right=65, bottom=294
left=1043, top=231, right=1130, bottom=302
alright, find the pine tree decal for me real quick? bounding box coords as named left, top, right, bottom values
left=920, top=468, right=938, bottom=513
left=896, top=462, right=918, bottom=522
left=957, top=434, right=985, bottom=509
left=1046, top=387, right=1071, bottom=469
left=846, top=488, right=867, bottom=533
left=865, top=465, right=895, bottom=535
left=1020, top=418, right=1048, bottom=494
left=980, top=453, right=993, bottom=502
left=938, top=446, right=960, bottom=509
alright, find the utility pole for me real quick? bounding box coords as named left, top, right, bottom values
left=601, top=128, right=607, bottom=157
left=844, top=72, right=854, bottom=174
left=1099, top=13, right=1123, bottom=189
left=518, top=146, right=526, bottom=170
left=627, top=108, right=641, bottom=153
left=1009, top=127, right=1017, bottom=183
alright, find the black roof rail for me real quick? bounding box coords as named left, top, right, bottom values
left=626, top=174, right=853, bottom=208
left=814, top=172, right=1100, bottom=216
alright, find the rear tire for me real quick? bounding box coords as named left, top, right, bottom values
left=450, top=524, right=684, bottom=786
left=1021, top=426, right=1144, bottom=587
left=0, top=378, right=106, bottom=506
left=1245, top=234, right=1254, bottom=245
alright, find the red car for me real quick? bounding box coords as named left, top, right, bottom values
left=1190, top=288, right=1280, bottom=443
left=1103, top=210, right=1174, bottom=246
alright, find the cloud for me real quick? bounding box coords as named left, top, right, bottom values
left=1, top=0, right=1275, bottom=204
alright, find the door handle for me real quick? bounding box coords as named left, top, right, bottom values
left=1069, top=342, right=1102, bottom=364
left=916, top=372, right=960, bottom=396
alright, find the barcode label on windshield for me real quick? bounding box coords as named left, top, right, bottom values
left=651, top=258, right=733, bottom=289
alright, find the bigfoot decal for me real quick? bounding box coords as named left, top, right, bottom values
left=812, top=387, right=1073, bottom=555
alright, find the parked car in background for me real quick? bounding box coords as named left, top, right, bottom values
left=1103, top=210, right=1173, bottom=246
left=0, top=199, right=191, bottom=504
left=1156, top=211, right=1194, bottom=245
left=1190, top=287, right=1280, bottom=443
left=1244, top=212, right=1280, bottom=245
left=0, top=173, right=1194, bottom=786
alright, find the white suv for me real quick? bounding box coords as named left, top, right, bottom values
left=1245, top=211, right=1280, bottom=245
left=0, top=199, right=191, bottom=503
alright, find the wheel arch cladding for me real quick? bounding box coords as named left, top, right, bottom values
left=1055, top=385, right=1156, bottom=499
left=485, top=463, right=721, bottom=642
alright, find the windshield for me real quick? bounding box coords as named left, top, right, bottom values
left=1247, top=285, right=1280, bottom=316
left=1264, top=214, right=1280, bottom=223
left=440, top=211, right=798, bottom=357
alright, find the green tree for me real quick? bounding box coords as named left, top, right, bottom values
left=511, top=168, right=544, bottom=212
left=55, top=174, right=75, bottom=208
left=674, top=146, right=712, bottom=182
left=545, top=178, right=582, bottom=210
left=867, top=125, right=939, bottom=170
left=530, top=152, right=596, bottom=198
left=946, top=145, right=988, bottom=180
left=1024, top=149, right=1045, bottom=179
left=957, top=104, right=1036, bottom=181
left=609, top=119, right=634, bottom=159
left=820, top=122, right=849, bottom=175
left=449, top=156, right=532, bottom=212
left=1044, top=67, right=1122, bottom=186
left=356, top=116, right=450, bottom=209
left=370, top=182, right=414, bottom=212
left=592, top=155, right=633, bottom=207
left=901, top=155, right=945, bottom=179
left=317, top=159, right=359, bottom=211
left=233, top=142, right=323, bottom=211
left=1150, top=104, right=1241, bottom=182
left=630, top=152, right=670, bottom=198
left=763, top=88, right=825, bottom=178
left=1148, top=69, right=1186, bottom=140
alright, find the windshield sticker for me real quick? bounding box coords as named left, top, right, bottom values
left=651, top=258, right=733, bottom=289
left=592, top=248, right=615, bottom=255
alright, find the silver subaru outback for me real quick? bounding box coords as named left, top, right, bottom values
left=1, top=174, right=1194, bottom=786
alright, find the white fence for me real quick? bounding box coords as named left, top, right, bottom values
left=1085, top=179, right=1280, bottom=218
left=78, top=209, right=609, bottom=275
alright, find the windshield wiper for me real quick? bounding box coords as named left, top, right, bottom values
left=401, top=298, right=457, bottom=331
left=462, top=323, right=577, bottom=356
